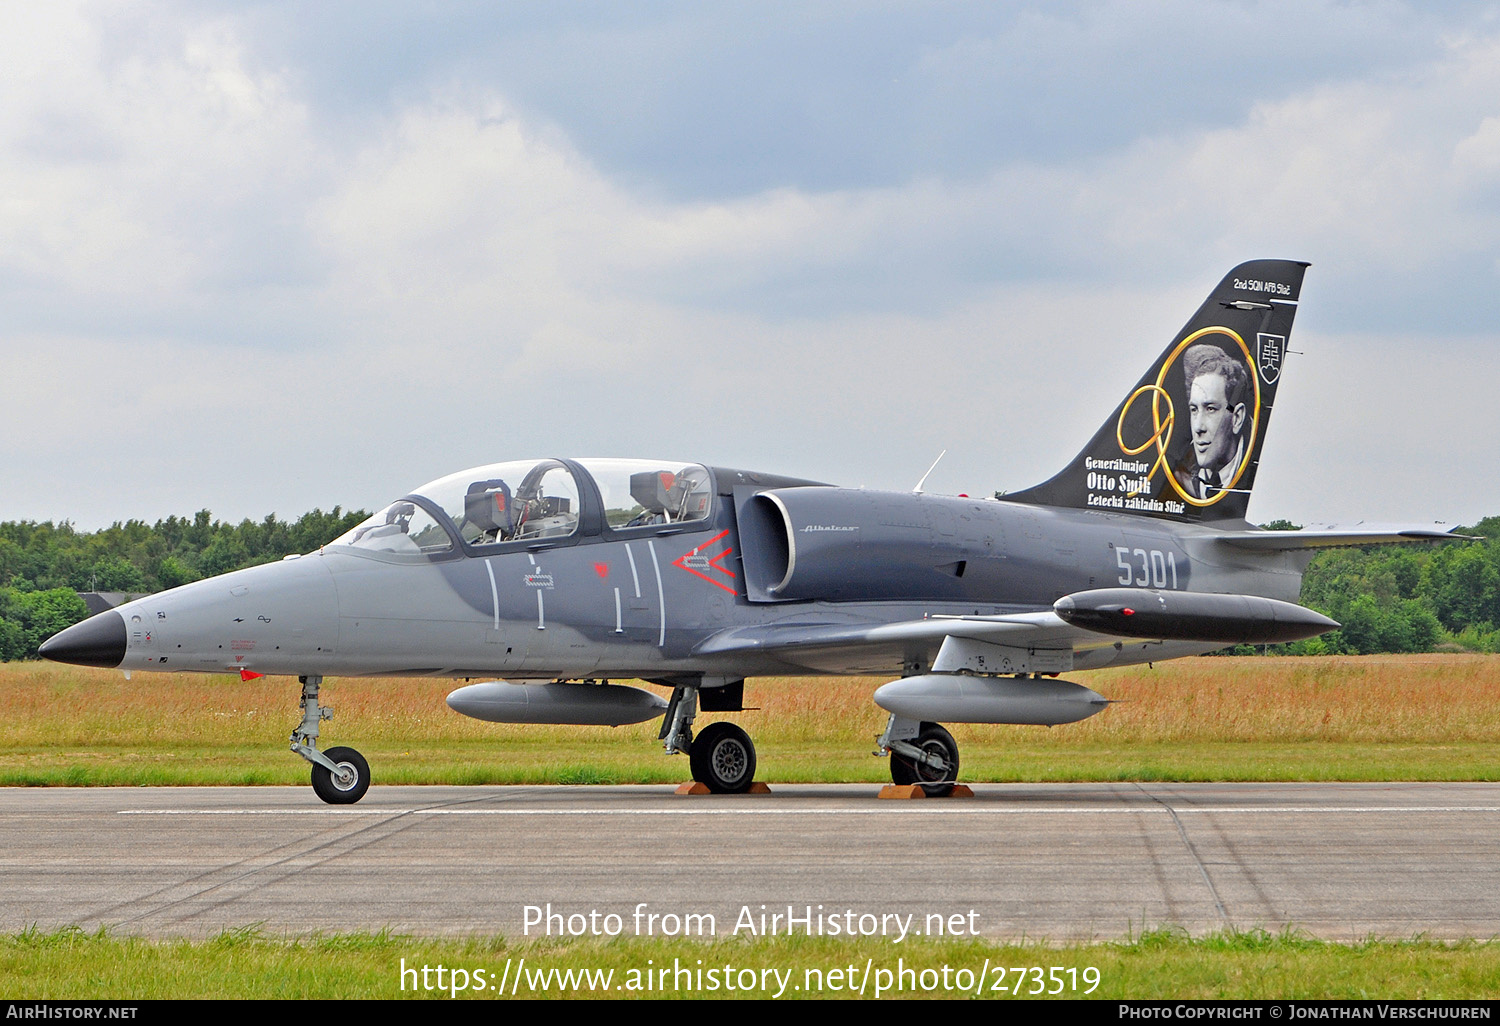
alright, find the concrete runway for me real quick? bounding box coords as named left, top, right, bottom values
left=3, top=782, right=1498, bottom=942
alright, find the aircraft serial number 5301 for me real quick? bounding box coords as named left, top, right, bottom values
left=1116, top=548, right=1180, bottom=589
left=41, top=260, right=1470, bottom=802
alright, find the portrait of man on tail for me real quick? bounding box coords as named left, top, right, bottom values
left=1173, top=343, right=1252, bottom=501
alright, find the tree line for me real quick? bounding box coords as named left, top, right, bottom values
left=0, top=508, right=1495, bottom=661
left=0, top=508, right=366, bottom=661
left=1247, top=516, right=1500, bottom=656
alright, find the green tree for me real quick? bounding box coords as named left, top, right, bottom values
left=155, top=556, right=200, bottom=591
left=0, top=587, right=90, bottom=658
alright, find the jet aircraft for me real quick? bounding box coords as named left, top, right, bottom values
left=40, top=260, right=1468, bottom=803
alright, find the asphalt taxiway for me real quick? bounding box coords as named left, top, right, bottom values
left=2, top=782, right=1497, bottom=941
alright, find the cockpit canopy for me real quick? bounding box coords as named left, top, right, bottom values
left=330, top=458, right=714, bottom=557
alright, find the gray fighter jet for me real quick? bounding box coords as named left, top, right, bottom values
left=40, top=260, right=1468, bottom=802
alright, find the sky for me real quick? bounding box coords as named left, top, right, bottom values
left=3, top=0, right=1499, bottom=531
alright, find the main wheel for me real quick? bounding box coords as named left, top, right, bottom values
left=689, top=722, right=757, bottom=794
left=311, top=746, right=371, bottom=805
left=889, top=722, right=959, bottom=797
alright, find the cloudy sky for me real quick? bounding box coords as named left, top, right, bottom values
left=4, top=1, right=1499, bottom=531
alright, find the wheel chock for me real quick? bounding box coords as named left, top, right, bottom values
left=878, top=784, right=976, bottom=799
left=675, top=781, right=773, bottom=795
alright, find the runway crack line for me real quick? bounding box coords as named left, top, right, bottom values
left=95, top=788, right=554, bottom=929
left=1135, top=784, right=1229, bottom=926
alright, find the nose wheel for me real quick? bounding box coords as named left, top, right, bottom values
left=311, top=746, right=371, bottom=805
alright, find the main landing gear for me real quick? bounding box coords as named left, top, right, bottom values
left=660, top=683, right=758, bottom=794
left=690, top=722, right=757, bottom=794
left=292, top=675, right=371, bottom=805
left=879, top=716, right=960, bottom=797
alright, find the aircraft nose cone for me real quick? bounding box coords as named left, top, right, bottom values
left=38, top=610, right=127, bottom=668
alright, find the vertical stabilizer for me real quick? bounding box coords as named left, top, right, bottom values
left=1003, top=259, right=1308, bottom=523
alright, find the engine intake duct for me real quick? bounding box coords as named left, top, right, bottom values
left=1053, top=588, right=1338, bottom=645
left=734, top=485, right=995, bottom=603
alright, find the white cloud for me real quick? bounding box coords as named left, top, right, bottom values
left=1, top=4, right=1498, bottom=530
left=1076, top=33, right=1500, bottom=278
left=0, top=6, right=321, bottom=307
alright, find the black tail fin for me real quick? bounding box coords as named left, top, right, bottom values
left=1003, top=259, right=1308, bottom=523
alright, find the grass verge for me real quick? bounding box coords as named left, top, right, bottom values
left=2, top=926, right=1497, bottom=999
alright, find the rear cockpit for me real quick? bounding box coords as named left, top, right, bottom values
left=592, top=460, right=712, bottom=529
left=329, top=458, right=715, bottom=559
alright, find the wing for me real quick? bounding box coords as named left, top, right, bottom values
left=693, top=612, right=1137, bottom=675
left=696, top=587, right=1343, bottom=675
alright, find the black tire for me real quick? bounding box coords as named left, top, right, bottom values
left=311, top=746, right=371, bottom=805
left=689, top=722, right=757, bottom=794
left=889, top=722, right=959, bottom=797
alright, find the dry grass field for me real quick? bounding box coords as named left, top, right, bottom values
left=1, top=653, right=1497, bottom=785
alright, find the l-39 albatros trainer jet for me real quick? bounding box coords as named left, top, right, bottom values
left=41, top=260, right=1469, bottom=803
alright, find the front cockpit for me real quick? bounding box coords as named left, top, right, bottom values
left=342, top=501, right=454, bottom=557
left=329, top=458, right=716, bottom=559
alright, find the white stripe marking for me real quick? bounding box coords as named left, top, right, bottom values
left=119, top=806, right=1500, bottom=817
left=624, top=544, right=641, bottom=598
left=613, top=587, right=622, bottom=633
left=484, top=559, right=499, bottom=630
left=647, top=540, right=665, bottom=646
left=536, top=590, right=545, bottom=630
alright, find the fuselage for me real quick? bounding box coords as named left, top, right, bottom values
left=51, top=457, right=1309, bottom=682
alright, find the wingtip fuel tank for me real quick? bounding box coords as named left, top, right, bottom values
left=1053, top=588, right=1340, bottom=645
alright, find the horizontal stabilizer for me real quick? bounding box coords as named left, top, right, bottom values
left=1053, top=588, right=1338, bottom=645
left=1211, top=523, right=1478, bottom=551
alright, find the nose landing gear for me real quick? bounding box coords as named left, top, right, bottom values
left=291, top=675, right=371, bottom=804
